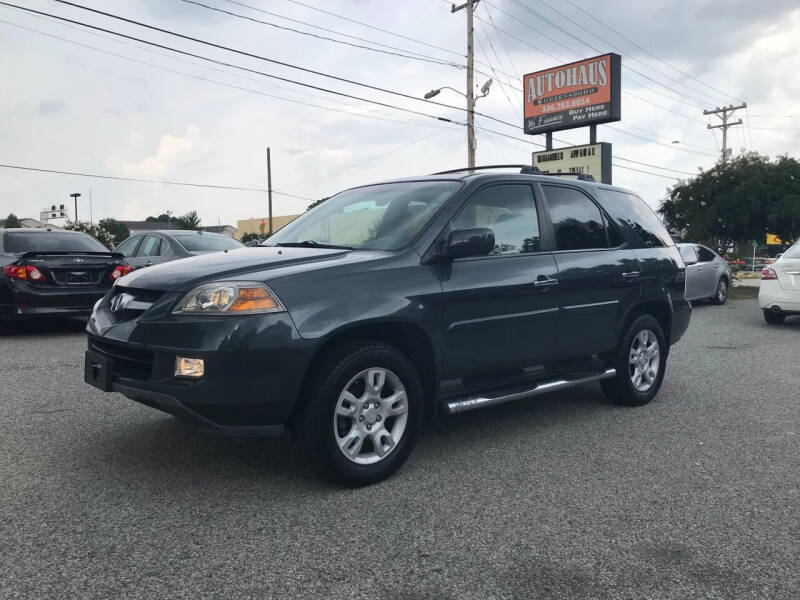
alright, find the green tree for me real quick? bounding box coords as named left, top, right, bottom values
left=64, top=221, right=115, bottom=249
left=3, top=213, right=21, bottom=228
left=98, top=218, right=129, bottom=245
left=146, top=213, right=173, bottom=223
left=175, top=210, right=201, bottom=230
left=240, top=232, right=264, bottom=244
left=306, top=197, right=328, bottom=211
left=659, top=152, right=800, bottom=253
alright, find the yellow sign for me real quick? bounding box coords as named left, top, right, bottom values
left=766, top=234, right=782, bottom=245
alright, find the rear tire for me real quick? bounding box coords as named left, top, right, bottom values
left=709, top=277, right=728, bottom=305
left=601, top=314, right=667, bottom=407
left=763, top=310, right=785, bottom=324
left=294, top=342, right=423, bottom=486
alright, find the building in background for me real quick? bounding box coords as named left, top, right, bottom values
left=0, top=217, right=61, bottom=229
left=236, top=215, right=300, bottom=240
left=200, top=225, right=237, bottom=238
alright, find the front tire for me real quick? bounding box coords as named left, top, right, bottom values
left=601, top=314, right=667, bottom=407
left=710, top=277, right=728, bottom=305
left=295, top=342, right=423, bottom=486
left=763, top=310, right=785, bottom=324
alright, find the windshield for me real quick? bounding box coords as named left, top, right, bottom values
left=175, top=235, right=244, bottom=253
left=266, top=181, right=461, bottom=250
left=4, top=231, right=108, bottom=253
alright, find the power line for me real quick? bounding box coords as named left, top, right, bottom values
left=0, top=18, right=442, bottom=131
left=606, top=125, right=719, bottom=157
left=531, top=0, right=729, bottom=107
left=222, top=0, right=463, bottom=66
left=561, top=0, right=741, bottom=104
left=182, top=0, right=458, bottom=68
left=0, top=163, right=313, bottom=199
left=44, top=0, right=525, bottom=133
left=1, top=2, right=466, bottom=126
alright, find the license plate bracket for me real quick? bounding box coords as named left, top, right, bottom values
left=67, top=271, right=91, bottom=284
left=84, top=350, right=113, bottom=392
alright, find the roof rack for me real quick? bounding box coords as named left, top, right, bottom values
left=431, top=164, right=595, bottom=181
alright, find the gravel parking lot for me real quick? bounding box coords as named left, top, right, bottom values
left=1, top=299, right=798, bottom=599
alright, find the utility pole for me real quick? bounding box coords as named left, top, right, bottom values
left=266, top=147, right=273, bottom=236
left=70, top=192, right=81, bottom=222
left=704, top=103, right=746, bottom=162
left=452, top=0, right=479, bottom=168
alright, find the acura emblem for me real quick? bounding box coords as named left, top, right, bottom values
left=73, top=257, right=84, bottom=264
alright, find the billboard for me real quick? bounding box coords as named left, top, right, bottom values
left=532, top=142, right=612, bottom=184
left=524, top=53, right=621, bottom=135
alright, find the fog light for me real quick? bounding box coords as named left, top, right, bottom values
left=175, top=356, right=204, bottom=378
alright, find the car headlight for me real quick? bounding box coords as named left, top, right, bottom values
left=172, top=281, right=284, bottom=315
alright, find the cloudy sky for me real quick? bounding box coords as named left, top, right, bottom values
left=1, top=0, right=799, bottom=228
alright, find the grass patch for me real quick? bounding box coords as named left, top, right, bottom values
left=729, top=286, right=759, bottom=300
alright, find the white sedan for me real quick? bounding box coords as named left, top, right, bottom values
left=759, top=242, right=800, bottom=324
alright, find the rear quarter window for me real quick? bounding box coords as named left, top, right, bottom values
left=595, top=189, right=674, bottom=248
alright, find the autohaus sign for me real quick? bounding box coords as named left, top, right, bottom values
left=524, top=53, right=621, bottom=135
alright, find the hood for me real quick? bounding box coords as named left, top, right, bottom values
left=117, top=246, right=354, bottom=292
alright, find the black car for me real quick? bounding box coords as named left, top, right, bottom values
left=1, top=228, right=130, bottom=320
left=114, top=230, right=244, bottom=270
left=85, top=168, right=691, bottom=485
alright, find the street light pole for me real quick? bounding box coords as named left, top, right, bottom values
left=452, top=0, right=477, bottom=168
left=70, top=192, right=81, bottom=223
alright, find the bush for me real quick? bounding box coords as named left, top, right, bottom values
left=64, top=221, right=115, bottom=249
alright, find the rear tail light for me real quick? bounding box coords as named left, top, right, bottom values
left=3, top=265, right=45, bottom=281
left=761, top=268, right=778, bottom=280
left=110, top=265, right=134, bottom=281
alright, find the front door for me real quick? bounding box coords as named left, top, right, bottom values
left=440, top=183, right=559, bottom=388
left=679, top=245, right=703, bottom=300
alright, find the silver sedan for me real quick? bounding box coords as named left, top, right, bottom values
left=677, top=243, right=733, bottom=305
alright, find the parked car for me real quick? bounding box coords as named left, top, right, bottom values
left=85, top=168, right=691, bottom=485
left=114, top=230, right=244, bottom=270
left=0, top=228, right=130, bottom=320
left=759, top=242, right=800, bottom=323
left=677, top=243, right=733, bottom=305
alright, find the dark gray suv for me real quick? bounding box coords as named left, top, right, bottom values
left=85, top=168, right=691, bottom=485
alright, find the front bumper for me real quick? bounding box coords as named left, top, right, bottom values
left=86, top=308, right=315, bottom=435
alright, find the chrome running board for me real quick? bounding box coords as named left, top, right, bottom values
left=445, top=368, right=617, bottom=414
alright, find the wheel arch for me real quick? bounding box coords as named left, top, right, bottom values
left=289, top=319, right=439, bottom=427
left=618, top=299, right=673, bottom=348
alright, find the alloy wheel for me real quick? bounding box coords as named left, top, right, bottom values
left=628, top=329, right=660, bottom=392
left=717, top=279, right=727, bottom=302
left=333, top=368, right=408, bottom=465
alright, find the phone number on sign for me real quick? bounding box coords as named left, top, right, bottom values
left=541, top=97, right=592, bottom=113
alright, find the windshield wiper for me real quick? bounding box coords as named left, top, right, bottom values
left=273, top=241, right=356, bottom=250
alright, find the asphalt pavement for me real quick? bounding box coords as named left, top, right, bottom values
left=1, top=299, right=798, bottom=599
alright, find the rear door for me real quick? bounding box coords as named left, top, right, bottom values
left=440, top=182, right=559, bottom=387
left=774, top=244, right=800, bottom=291
left=539, top=183, right=639, bottom=358
left=695, top=245, right=722, bottom=297
left=679, top=245, right=703, bottom=300
left=127, top=235, right=170, bottom=269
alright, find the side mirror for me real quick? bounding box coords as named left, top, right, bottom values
left=446, top=227, right=495, bottom=259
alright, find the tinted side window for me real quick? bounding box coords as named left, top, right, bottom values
left=679, top=245, right=698, bottom=264
left=595, top=189, right=673, bottom=248
left=541, top=185, right=608, bottom=251
left=696, top=246, right=716, bottom=262
left=137, top=236, right=162, bottom=257
left=114, top=237, right=141, bottom=257
left=453, top=184, right=540, bottom=255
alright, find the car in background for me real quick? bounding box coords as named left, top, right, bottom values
left=0, top=228, right=130, bottom=320
left=759, top=242, right=800, bottom=324
left=114, top=230, right=244, bottom=270
left=677, top=243, right=733, bottom=305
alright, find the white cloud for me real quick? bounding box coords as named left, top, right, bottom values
left=117, top=125, right=210, bottom=178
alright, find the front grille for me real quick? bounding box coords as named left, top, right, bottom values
left=105, top=287, right=165, bottom=323
left=89, top=338, right=154, bottom=380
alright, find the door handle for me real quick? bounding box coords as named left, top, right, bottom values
left=145, top=261, right=153, bottom=267
left=534, top=277, right=558, bottom=287
left=622, top=271, right=640, bottom=281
